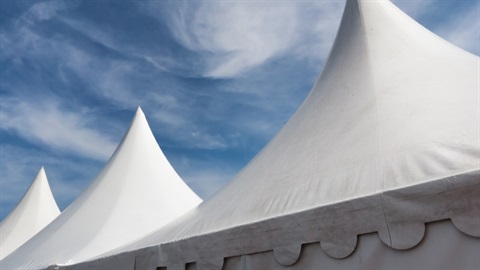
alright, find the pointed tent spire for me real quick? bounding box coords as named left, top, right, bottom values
left=2, top=108, right=202, bottom=267
left=0, top=167, right=60, bottom=260
left=105, top=0, right=479, bottom=254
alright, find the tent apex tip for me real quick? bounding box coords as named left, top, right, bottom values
left=135, top=106, right=144, bottom=116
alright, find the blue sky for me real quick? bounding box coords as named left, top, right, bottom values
left=0, top=0, right=478, bottom=221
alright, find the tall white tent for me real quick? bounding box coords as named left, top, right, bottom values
left=1, top=108, right=202, bottom=268
left=0, top=167, right=60, bottom=260
left=60, top=0, right=478, bottom=269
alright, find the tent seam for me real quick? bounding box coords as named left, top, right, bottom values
left=355, top=0, right=391, bottom=246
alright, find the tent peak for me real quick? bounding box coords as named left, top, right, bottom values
left=0, top=167, right=60, bottom=260
left=38, top=166, right=46, bottom=176
left=126, top=107, right=148, bottom=137
left=135, top=106, right=144, bottom=116
left=130, top=107, right=146, bottom=128
left=1, top=109, right=202, bottom=267
left=31, top=166, right=49, bottom=189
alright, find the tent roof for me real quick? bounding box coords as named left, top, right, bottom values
left=104, top=0, right=479, bottom=261
left=0, top=167, right=60, bottom=260
left=1, top=108, right=202, bottom=268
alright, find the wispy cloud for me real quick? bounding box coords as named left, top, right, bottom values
left=2, top=8, right=147, bottom=110
left=23, top=0, right=80, bottom=22
left=193, top=2, right=299, bottom=78
left=1, top=16, right=230, bottom=152
left=0, top=98, right=117, bottom=160
left=142, top=0, right=343, bottom=78
left=1, top=0, right=336, bottom=154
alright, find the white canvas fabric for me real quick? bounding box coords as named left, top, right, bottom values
left=67, top=220, right=479, bottom=270
left=217, top=220, right=480, bottom=270
left=105, top=0, right=479, bottom=255
left=0, top=167, right=60, bottom=260
left=1, top=108, right=202, bottom=268
left=3, top=0, right=479, bottom=268
left=66, top=0, right=480, bottom=268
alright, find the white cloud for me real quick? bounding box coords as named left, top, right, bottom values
left=0, top=27, right=40, bottom=60
left=95, top=63, right=142, bottom=106
left=57, top=44, right=143, bottom=108
left=1, top=20, right=229, bottom=152
left=151, top=110, right=186, bottom=127
left=29, top=1, right=66, bottom=21
left=195, top=2, right=299, bottom=77
left=0, top=99, right=117, bottom=161
left=153, top=0, right=480, bottom=79
left=147, top=0, right=343, bottom=78
left=290, top=1, right=343, bottom=64
left=22, top=0, right=80, bottom=23
left=1, top=15, right=143, bottom=110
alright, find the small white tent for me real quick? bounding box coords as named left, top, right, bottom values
left=1, top=108, right=202, bottom=268
left=61, top=0, right=478, bottom=269
left=0, top=167, right=60, bottom=260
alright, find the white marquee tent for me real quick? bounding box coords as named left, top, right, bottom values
left=0, top=167, right=60, bottom=260
left=64, top=0, right=478, bottom=269
left=1, top=108, right=202, bottom=268
left=2, top=0, right=479, bottom=269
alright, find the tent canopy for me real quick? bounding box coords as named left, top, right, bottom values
left=109, top=0, right=479, bottom=253
left=1, top=108, right=202, bottom=268
left=0, top=167, right=60, bottom=260
left=87, top=0, right=479, bottom=269
left=2, top=0, right=478, bottom=269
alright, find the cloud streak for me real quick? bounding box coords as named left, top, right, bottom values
left=23, top=0, right=79, bottom=22
left=0, top=98, right=117, bottom=160
left=143, top=0, right=343, bottom=78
